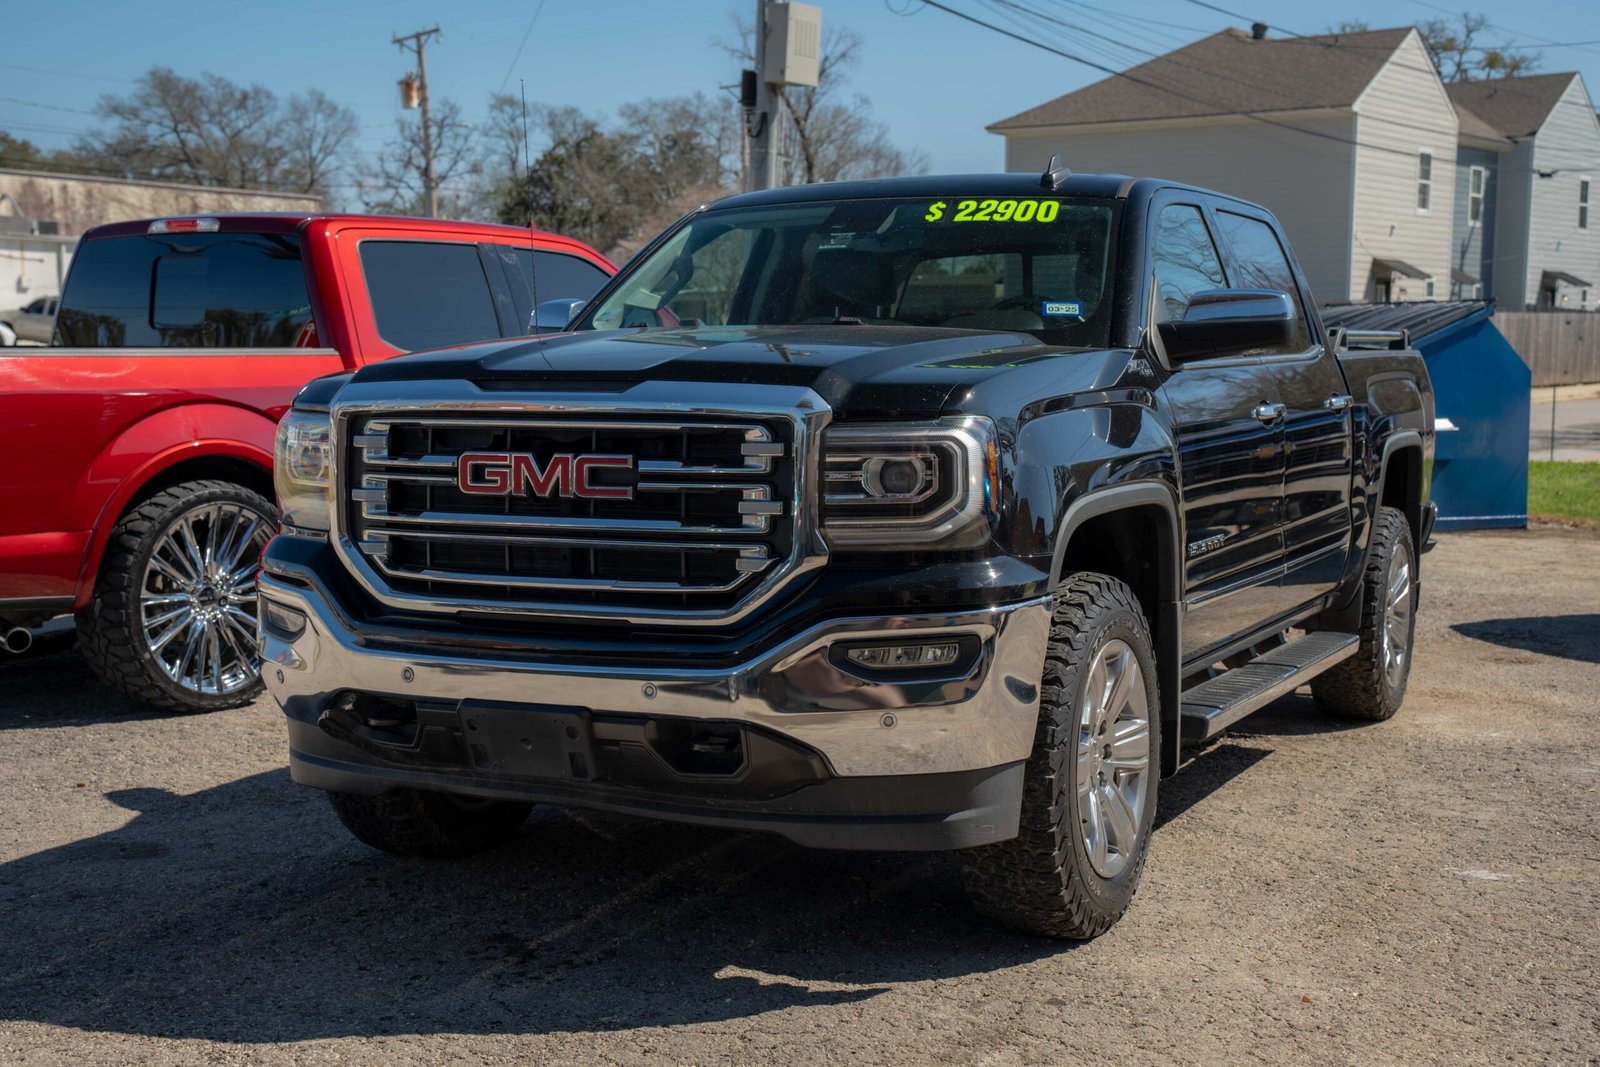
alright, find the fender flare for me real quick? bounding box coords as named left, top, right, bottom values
left=71, top=404, right=277, bottom=608
left=1048, top=480, right=1182, bottom=596
left=1374, top=430, right=1425, bottom=535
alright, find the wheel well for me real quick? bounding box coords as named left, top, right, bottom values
left=120, top=456, right=274, bottom=519
left=1057, top=504, right=1173, bottom=634
left=1380, top=445, right=1423, bottom=547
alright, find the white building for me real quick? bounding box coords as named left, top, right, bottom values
left=990, top=26, right=1459, bottom=304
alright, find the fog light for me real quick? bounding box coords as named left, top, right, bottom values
left=262, top=600, right=306, bottom=638
left=844, top=641, right=961, bottom=669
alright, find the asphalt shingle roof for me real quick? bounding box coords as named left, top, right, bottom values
left=1445, top=74, right=1579, bottom=138
left=989, top=27, right=1414, bottom=131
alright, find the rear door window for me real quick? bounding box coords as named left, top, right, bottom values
left=1214, top=211, right=1312, bottom=352
left=360, top=241, right=502, bottom=352
left=55, top=232, right=312, bottom=347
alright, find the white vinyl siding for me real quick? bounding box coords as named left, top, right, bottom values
left=1522, top=77, right=1600, bottom=307
left=1001, top=113, right=1357, bottom=301
left=1348, top=31, right=1457, bottom=300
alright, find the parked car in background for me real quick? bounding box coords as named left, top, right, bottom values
left=0, top=212, right=614, bottom=713
left=0, top=296, right=59, bottom=345
left=259, top=172, right=1435, bottom=940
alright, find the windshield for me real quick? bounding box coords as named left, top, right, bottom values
left=579, top=195, right=1119, bottom=347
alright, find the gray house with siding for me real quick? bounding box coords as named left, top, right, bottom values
left=1446, top=74, right=1600, bottom=309
left=990, top=26, right=1457, bottom=305
left=1444, top=106, right=1510, bottom=299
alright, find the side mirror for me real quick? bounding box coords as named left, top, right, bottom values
left=530, top=297, right=587, bottom=334
left=1157, top=288, right=1295, bottom=362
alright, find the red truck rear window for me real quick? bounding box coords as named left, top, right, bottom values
left=55, top=232, right=313, bottom=347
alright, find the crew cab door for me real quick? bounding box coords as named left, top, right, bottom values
left=1148, top=200, right=1288, bottom=660
left=1211, top=209, right=1352, bottom=613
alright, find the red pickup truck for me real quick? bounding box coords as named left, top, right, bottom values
left=0, top=212, right=614, bottom=711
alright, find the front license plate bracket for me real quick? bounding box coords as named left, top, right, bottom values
left=457, top=702, right=595, bottom=781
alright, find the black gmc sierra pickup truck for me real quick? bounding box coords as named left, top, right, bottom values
left=259, top=170, right=1435, bottom=940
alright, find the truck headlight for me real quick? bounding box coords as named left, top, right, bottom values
left=820, top=417, right=998, bottom=548
left=274, top=409, right=333, bottom=536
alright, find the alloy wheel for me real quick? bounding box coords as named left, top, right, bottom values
left=1381, top=544, right=1414, bottom=690
left=139, top=502, right=272, bottom=696
left=1076, top=638, right=1153, bottom=879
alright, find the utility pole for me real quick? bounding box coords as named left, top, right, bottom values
left=749, top=2, right=779, bottom=192
left=393, top=26, right=442, bottom=217
left=745, top=2, right=820, bottom=192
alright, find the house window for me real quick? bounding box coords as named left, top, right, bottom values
left=1417, top=151, right=1433, bottom=212
left=1425, top=277, right=1436, bottom=298
left=1468, top=165, right=1485, bottom=224
left=1580, top=178, right=1591, bottom=231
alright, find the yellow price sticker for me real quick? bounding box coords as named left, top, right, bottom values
left=924, top=199, right=1060, bottom=223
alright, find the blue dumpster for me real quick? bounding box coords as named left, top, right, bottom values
left=1321, top=301, right=1529, bottom=531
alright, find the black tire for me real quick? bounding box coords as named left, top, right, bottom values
left=327, top=789, right=533, bottom=858
left=1311, top=506, right=1417, bottom=721
left=77, top=479, right=275, bottom=713
left=959, top=574, right=1161, bottom=940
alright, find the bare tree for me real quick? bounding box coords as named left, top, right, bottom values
left=364, top=98, right=481, bottom=217
left=714, top=14, right=927, bottom=186
left=281, top=90, right=359, bottom=199
left=1417, top=13, right=1541, bottom=81
left=74, top=68, right=358, bottom=196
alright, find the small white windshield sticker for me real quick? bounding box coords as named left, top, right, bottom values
left=1042, top=301, right=1083, bottom=317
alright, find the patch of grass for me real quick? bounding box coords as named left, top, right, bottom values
left=1529, top=461, right=1600, bottom=522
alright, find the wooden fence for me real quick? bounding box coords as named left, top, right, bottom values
left=1494, top=310, right=1600, bottom=387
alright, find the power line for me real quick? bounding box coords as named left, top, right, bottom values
left=917, top=0, right=1454, bottom=160
left=1404, top=0, right=1600, bottom=58
left=0, top=61, right=135, bottom=83
left=498, top=0, right=550, bottom=94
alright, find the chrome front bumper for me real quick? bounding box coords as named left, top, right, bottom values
left=259, top=574, right=1050, bottom=780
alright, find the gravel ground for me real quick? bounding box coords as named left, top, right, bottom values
left=1, top=526, right=1596, bottom=1066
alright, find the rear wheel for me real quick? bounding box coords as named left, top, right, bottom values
left=959, top=573, right=1159, bottom=939
left=1311, top=506, right=1416, bottom=721
left=328, top=789, right=533, bottom=858
left=78, top=480, right=274, bottom=713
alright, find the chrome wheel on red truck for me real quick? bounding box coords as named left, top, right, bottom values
left=78, top=480, right=275, bottom=713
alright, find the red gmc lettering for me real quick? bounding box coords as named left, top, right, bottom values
left=456, top=452, right=633, bottom=499
left=574, top=455, right=634, bottom=499
left=457, top=452, right=513, bottom=494
left=512, top=453, right=571, bottom=496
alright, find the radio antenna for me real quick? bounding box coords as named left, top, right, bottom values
left=521, top=78, right=541, bottom=324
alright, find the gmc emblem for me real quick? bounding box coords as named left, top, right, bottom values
left=456, top=452, right=635, bottom=500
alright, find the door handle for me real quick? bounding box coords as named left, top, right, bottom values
left=1252, top=402, right=1286, bottom=423
left=1324, top=394, right=1353, bottom=412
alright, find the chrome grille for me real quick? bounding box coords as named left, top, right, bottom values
left=339, top=409, right=806, bottom=619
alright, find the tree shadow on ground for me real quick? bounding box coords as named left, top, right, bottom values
left=0, top=769, right=1059, bottom=1043
left=1452, top=614, right=1600, bottom=666
left=0, top=707, right=1280, bottom=1045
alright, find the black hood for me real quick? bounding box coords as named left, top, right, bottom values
left=350, top=325, right=1112, bottom=418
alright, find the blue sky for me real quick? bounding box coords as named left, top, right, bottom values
left=4, top=0, right=1600, bottom=197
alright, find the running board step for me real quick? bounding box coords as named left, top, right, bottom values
left=1181, top=632, right=1360, bottom=742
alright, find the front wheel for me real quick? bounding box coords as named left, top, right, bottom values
left=959, top=574, right=1160, bottom=939
left=78, top=480, right=275, bottom=713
